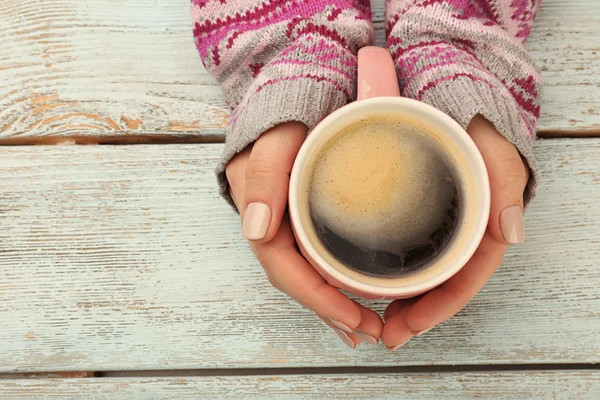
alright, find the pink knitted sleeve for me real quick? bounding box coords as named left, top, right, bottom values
left=191, top=1, right=374, bottom=201
left=386, top=0, right=542, bottom=202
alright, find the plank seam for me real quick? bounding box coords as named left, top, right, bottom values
left=0, top=130, right=598, bottom=147
left=2, top=364, right=597, bottom=379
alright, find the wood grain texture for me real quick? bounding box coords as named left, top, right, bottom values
left=0, top=0, right=229, bottom=143
left=526, top=0, right=600, bottom=135
left=0, top=372, right=93, bottom=379
left=1, top=140, right=599, bottom=373
left=1, top=372, right=600, bottom=399
left=1, top=0, right=599, bottom=144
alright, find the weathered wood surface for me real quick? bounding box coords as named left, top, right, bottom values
left=1, top=0, right=599, bottom=144
left=0, top=139, right=599, bottom=373
left=0, top=0, right=228, bottom=143
left=528, top=0, right=600, bottom=136
left=1, top=372, right=600, bottom=399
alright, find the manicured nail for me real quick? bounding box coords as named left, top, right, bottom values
left=354, top=330, right=379, bottom=345
left=386, top=339, right=410, bottom=351
left=329, top=318, right=353, bottom=333
left=334, top=328, right=356, bottom=349
left=416, top=326, right=434, bottom=336
left=242, top=202, right=271, bottom=240
left=500, top=205, right=525, bottom=244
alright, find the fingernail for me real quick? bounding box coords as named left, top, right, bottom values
left=334, top=328, right=356, bottom=349
left=354, top=330, right=379, bottom=345
left=500, top=205, right=525, bottom=244
left=242, top=202, right=271, bottom=240
left=416, top=326, right=434, bottom=336
left=386, top=339, right=410, bottom=351
left=329, top=318, right=353, bottom=333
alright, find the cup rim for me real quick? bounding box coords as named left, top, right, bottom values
left=289, top=97, right=491, bottom=297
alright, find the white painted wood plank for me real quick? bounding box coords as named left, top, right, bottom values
left=0, top=0, right=229, bottom=143
left=1, top=372, right=599, bottom=399
left=526, top=0, right=600, bottom=134
left=1, top=0, right=598, bottom=143
left=0, top=140, right=599, bottom=372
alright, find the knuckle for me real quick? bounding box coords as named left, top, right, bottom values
left=266, top=273, right=281, bottom=292
left=245, top=158, right=277, bottom=186
left=494, top=153, right=527, bottom=195
left=303, top=283, right=326, bottom=311
left=255, top=249, right=270, bottom=269
left=256, top=243, right=295, bottom=294
left=439, top=281, right=472, bottom=309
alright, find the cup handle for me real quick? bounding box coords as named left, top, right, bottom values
left=357, top=46, right=401, bottom=101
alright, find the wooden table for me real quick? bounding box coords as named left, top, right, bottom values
left=1, top=0, right=599, bottom=398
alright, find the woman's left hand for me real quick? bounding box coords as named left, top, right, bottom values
left=381, top=115, right=530, bottom=350
left=226, top=122, right=384, bottom=349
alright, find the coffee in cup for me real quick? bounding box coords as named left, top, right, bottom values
left=309, top=115, right=464, bottom=278
left=288, top=47, right=490, bottom=299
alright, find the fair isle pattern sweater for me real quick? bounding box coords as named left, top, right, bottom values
left=191, top=0, right=542, bottom=203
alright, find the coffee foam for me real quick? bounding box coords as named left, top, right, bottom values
left=310, top=118, right=457, bottom=255
left=297, top=114, right=477, bottom=289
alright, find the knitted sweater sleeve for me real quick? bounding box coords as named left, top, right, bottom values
left=191, top=0, right=374, bottom=202
left=386, top=0, right=542, bottom=202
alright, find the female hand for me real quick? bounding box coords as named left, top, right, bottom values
left=226, top=121, right=384, bottom=348
left=381, top=115, right=530, bottom=350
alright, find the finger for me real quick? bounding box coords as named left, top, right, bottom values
left=353, top=303, right=384, bottom=345
left=225, top=147, right=251, bottom=210
left=383, top=298, right=409, bottom=322
left=467, top=116, right=529, bottom=245
left=242, top=122, right=307, bottom=242
left=381, top=300, right=416, bottom=350
left=253, top=217, right=362, bottom=331
left=320, top=303, right=383, bottom=346
left=404, top=233, right=506, bottom=334
left=319, top=316, right=363, bottom=349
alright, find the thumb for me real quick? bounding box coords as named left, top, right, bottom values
left=242, top=122, right=307, bottom=242
left=467, top=116, right=529, bottom=245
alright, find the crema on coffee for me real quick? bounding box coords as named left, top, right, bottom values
left=308, top=116, right=463, bottom=277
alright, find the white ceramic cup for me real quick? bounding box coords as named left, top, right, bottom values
left=289, top=47, right=490, bottom=300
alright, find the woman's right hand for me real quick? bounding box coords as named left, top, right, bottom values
left=225, top=122, right=384, bottom=348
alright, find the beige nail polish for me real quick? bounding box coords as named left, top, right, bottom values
left=416, top=326, right=434, bottom=336
left=387, top=339, right=410, bottom=351
left=334, top=328, right=356, bottom=349
left=329, top=318, right=353, bottom=333
left=354, top=330, right=379, bottom=345
left=242, top=202, right=271, bottom=240
left=500, top=205, right=525, bottom=244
